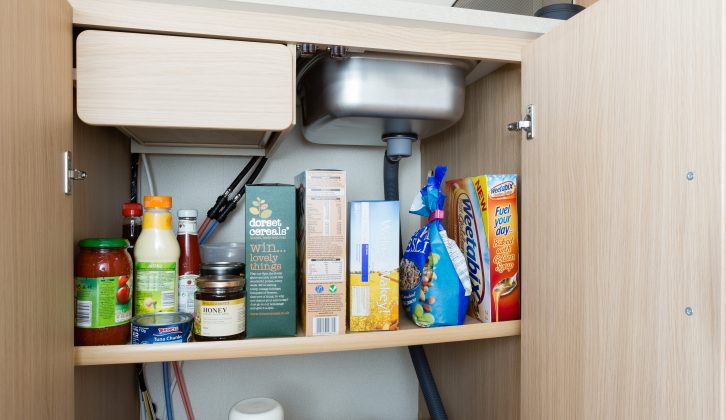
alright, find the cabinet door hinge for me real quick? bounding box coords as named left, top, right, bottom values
left=64, top=151, right=87, bottom=195
left=507, top=104, right=535, bottom=140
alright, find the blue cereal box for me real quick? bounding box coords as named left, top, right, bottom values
left=349, top=201, right=400, bottom=331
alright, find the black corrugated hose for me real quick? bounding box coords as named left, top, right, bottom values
left=384, top=152, right=448, bottom=420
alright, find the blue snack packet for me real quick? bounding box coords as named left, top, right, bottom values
left=400, top=166, right=472, bottom=327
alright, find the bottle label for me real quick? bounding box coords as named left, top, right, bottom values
left=135, top=261, right=177, bottom=315
left=177, top=273, right=199, bottom=314
left=178, top=219, right=198, bottom=235
left=142, top=213, right=172, bottom=229
left=75, top=275, right=132, bottom=328
left=194, top=298, right=245, bottom=337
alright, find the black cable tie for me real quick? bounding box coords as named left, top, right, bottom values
left=216, top=157, right=268, bottom=223
left=205, top=157, right=259, bottom=220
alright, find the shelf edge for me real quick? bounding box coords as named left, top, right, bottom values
left=75, top=320, right=520, bottom=366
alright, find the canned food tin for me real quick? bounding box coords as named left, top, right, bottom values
left=131, top=312, right=193, bottom=344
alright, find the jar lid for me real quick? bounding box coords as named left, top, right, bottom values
left=132, top=312, right=192, bottom=327
left=144, top=195, right=172, bottom=209
left=79, top=238, right=130, bottom=248
left=178, top=209, right=197, bottom=218
left=197, top=275, right=244, bottom=289
left=201, top=262, right=244, bottom=277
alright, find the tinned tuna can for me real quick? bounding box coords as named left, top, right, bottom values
left=131, top=312, right=192, bottom=344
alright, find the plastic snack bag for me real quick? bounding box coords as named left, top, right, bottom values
left=400, top=166, right=472, bottom=327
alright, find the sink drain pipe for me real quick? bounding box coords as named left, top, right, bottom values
left=384, top=151, right=448, bottom=420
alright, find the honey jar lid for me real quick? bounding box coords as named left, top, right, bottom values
left=196, top=275, right=244, bottom=289
left=201, top=262, right=244, bottom=277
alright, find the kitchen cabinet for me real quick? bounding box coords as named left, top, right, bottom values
left=3, top=0, right=723, bottom=418
left=75, top=30, right=295, bottom=153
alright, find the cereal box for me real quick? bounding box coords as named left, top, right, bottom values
left=349, top=201, right=400, bottom=332
left=296, top=170, right=347, bottom=336
left=245, top=184, right=297, bottom=337
left=446, top=174, right=519, bottom=322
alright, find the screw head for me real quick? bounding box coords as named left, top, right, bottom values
left=687, top=171, right=694, bottom=181
left=685, top=307, right=694, bottom=316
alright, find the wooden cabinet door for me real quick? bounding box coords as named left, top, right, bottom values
left=0, top=0, right=74, bottom=418
left=520, top=0, right=723, bottom=418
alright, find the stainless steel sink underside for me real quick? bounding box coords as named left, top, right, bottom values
left=299, top=52, right=473, bottom=148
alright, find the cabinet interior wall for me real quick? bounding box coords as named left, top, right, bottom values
left=70, top=44, right=522, bottom=420
left=420, top=63, right=522, bottom=420
left=72, top=111, right=138, bottom=420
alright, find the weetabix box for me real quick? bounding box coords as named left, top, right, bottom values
left=245, top=184, right=297, bottom=337
left=349, top=201, right=400, bottom=332
left=446, top=174, right=520, bottom=322
left=295, top=170, right=347, bottom=336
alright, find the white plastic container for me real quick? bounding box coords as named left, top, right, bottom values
left=133, top=196, right=180, bottom=314
left=229, top=398, right=283, bottom=420
left=201, top=241, right=245, bottom=263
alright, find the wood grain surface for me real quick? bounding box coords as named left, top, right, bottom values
left=76, top=30, right=294, bottom=131
left=420, top=64, right=522, bottom=420
left=72, top=113, right=130, bottom=242
left=72, top=115, right=137, bottom=420
left=75, top=318, right=520, bottom=366
left=69, top=0, right=553, bottom=61
left=520, top=0, right=723, bottom=418
left=0, top=0, right=74, bottom=418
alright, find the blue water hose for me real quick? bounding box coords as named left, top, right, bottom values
left=199, top=221, right=219, bottom=245
left=162, top=362, right=174, bottom=420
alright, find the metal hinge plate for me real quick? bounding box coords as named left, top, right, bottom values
left=507, top=104, right=535, bottom=140
left=64, top=151, right=87, bottom=195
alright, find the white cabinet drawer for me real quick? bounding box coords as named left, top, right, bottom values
left=76, top=30, right=294, bottom=133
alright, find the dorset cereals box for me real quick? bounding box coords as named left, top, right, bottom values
left=245, top=184, right=297, bottom=337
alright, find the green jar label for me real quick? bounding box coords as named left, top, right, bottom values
left=135, top=261, right=177, bottom=315
left=75, top=275, right=132, bottom=328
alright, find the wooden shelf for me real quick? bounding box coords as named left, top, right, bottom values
left=74, top=317, right=520, bottom=366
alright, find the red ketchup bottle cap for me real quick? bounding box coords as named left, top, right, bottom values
left=122, top=202, right=143, bottom=217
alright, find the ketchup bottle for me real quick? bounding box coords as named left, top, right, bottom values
left=122, top=202, right=143, bottom=263
left=177, top=209, right=201, bottom=314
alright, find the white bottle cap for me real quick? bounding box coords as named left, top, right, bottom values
left=229, top=398, right=284, bottom=420
left=178, top=209, right=198, bottom=218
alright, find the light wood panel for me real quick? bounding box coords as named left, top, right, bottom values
left=520, top=0, right=722, bottom=418
left=419, top=64, right=522, bottom=420
left=75, top=365, right=139, bottom=420
left=72, top=114, right=130, bottom=241
left=419, top=337, right=521, bottom=420
left=0, top=0, right=74, bottom=418
left=68, top=0, right=557, bottom=61
left=75, top=318, right=520, bottom=366
left=76, top=30, right=294, bottom=131
left=421, top=64, right=521, bottom=177
left=72, top=116, right=136, bottom=419
left=119, top=126, right=271, bottom=149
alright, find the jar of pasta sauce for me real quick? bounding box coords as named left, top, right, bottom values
left=193, top=275, right=246, bottom=341
left=75, top=238, right=133, bottom=346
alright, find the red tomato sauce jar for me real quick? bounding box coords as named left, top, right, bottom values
left=74, top=238, right=133, bottom=345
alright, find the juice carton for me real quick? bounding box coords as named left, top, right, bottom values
left=245, top=184, right=297, bottom=337
left=349, top=201, right=400, bottom=332
left=446, top=174, right=519, bottom=322
left=296, top=170, right=347, bottom=336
